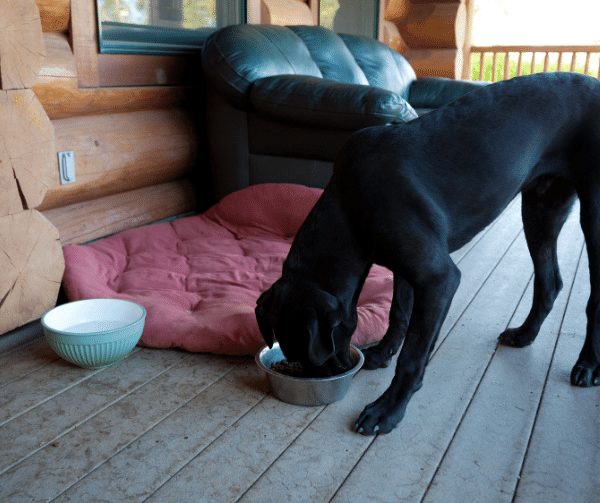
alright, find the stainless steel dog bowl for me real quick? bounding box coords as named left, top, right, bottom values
left=255, top=342, right=364, bottom=406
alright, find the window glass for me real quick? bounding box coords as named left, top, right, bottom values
left=320, top=0, right=379, bottom=38
left=97, top=0, right=244, bottom=54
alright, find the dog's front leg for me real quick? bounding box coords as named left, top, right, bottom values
left=363, top=274, right=413, bottom=369
left=355, top=262, right=460, bottom=435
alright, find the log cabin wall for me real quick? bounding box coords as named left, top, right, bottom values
left=0, top=0, right=201, bottom=335
left=0, top=0, right=470, bottom=335
left=247, top=0, right=317, bottom=25
left=383, top=0, right=472, bottom=78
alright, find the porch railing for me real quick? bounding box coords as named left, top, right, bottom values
left=469, top=45, right=600, bottom=82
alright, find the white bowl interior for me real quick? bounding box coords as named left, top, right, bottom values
left=43, top=299, right=145, bottom=334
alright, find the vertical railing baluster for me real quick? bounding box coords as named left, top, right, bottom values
left=468, top=46, right=600, bottom=82
left=557, top=51, right=564, bottom=71
left=479, top=51, right=484, bottom=80
left=584, top=52, right=591, bottom=74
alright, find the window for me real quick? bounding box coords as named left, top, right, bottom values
left=97, top=0, right=244, bottom=54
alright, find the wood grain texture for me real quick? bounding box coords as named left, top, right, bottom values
left=32, top=33, right=189, bottom=119
left=39, top=108, right=197, bottom=210
left=37, top=33, right=78, bottom=82
left=35, top=0, right=70, bottom=33
left=402, top=47, right=461, bottom=77
left=97, top=54, right=194, bottom=87
left=398, top=1, right=465, bottom=49
left=0, top=210, right=63, bottom=335
left=0, top=90, right=56, bottom=210
left=36, top=82, right=189, bottom=120
left=261, top=0, right=315, bottom=25
left=70, top=0, right=99, bottom=87
left=382, top=20, right=408, bottom=52
left=0, top=0, right=45, bottom=89
left=43, top=179, right=198, bottom=244
left=386, top=0, right=467, bottom=77
left=32, top=32, right=78, bottom=116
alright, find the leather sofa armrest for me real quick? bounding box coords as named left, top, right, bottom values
left=250, top=75, right=418, bottom=130
left=408, top=77, right=487, bottom=109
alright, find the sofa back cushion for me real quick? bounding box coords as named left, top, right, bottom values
left=203, top=24, right=416, bottom=107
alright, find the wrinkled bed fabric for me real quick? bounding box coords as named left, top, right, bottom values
left=62, top=184, right=392, bottom=355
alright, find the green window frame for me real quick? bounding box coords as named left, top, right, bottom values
left=97, top=0, right=246, bottom=55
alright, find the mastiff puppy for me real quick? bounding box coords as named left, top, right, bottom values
left=256, top=73, right=600, bottom=435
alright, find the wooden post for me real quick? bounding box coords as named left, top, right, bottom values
left=0, top=90, right=56, bottom=210
left=385, top=0, right=468, bottom=79
left=0, top=0, right=45, bottom=89
left=0, top=209, right=64, bottom=334
left=70, top=0, right=100, bottom=88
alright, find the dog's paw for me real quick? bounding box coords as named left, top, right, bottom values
left=570, top=362, right=600, bottom=387
left=354, top=397, right=405, bottom=436
left=362, top=346, right=393, bottom=370
left=498, top=327, right=535, bottom=348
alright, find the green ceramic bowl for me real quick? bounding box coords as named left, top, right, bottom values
left=41, top=299, right=146, bottom=369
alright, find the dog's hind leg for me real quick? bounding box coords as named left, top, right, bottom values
left=355, top=254, right=460, bottom=435
left=571, top=186, right=600, bottom=386
left=499, top=176, right=576, bottom=347
left=362, top=275, right=413, bottom=370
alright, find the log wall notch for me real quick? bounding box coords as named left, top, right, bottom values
left=0, top=0, right=202, bottom=337
left=0, top=0, right=45, bottom=90
left=36, top=0, right=71, bottom=33
left=0, top=89, right=56, bottom=211
left=385, top=0, right=470, bottom=78
left=0, top=210, right=64, bottom=334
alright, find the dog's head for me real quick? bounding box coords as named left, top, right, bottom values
left=255, top=278, right=354, bottom=372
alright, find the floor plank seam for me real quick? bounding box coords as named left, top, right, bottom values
left=47, top=360, right=242, bottom=502
left=431, top=229, right=524, bottom=361
left=328, top=227, right=525, bottom=502
left=452, top=198, right=519, bottom=264
left=419, top=272, right=535, bottom=502
left=142, top=394, right=272, bottom=503
left=233, top=404, right=330, bottom=502
left=509, top=243, right=585, bottom=503
left=0, top=337, right=38, bottom=358
left=327, top=434, right=378, bottom=503
left=0, top=348, right=143, bottom=429
left=0, top=357, right=61, bottom=390
left=0, top=351, right=198, bottom=477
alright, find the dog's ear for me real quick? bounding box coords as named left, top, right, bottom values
left=306, top=298, right=343, bottom=367
left=255, top=290, right=275, bottom=348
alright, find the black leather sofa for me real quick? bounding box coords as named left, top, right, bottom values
left=202, top=24, right=484, bottom=199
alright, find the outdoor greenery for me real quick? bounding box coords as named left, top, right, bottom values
left=319, top=0, right=339, bottom=29
left=471, top=52, right=599, bottom=81
left=98, top=0, right=217, bottom=28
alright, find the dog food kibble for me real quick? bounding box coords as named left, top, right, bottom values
left=271, top=360, right=305, bottom=377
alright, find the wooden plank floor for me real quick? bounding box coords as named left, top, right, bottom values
left=1, top=198, right=598, bottom=502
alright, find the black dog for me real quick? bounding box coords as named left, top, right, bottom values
left=256, top=73, right=600, bottom=435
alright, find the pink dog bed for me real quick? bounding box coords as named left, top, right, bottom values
left=62, top=184, right=392, bottom=355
